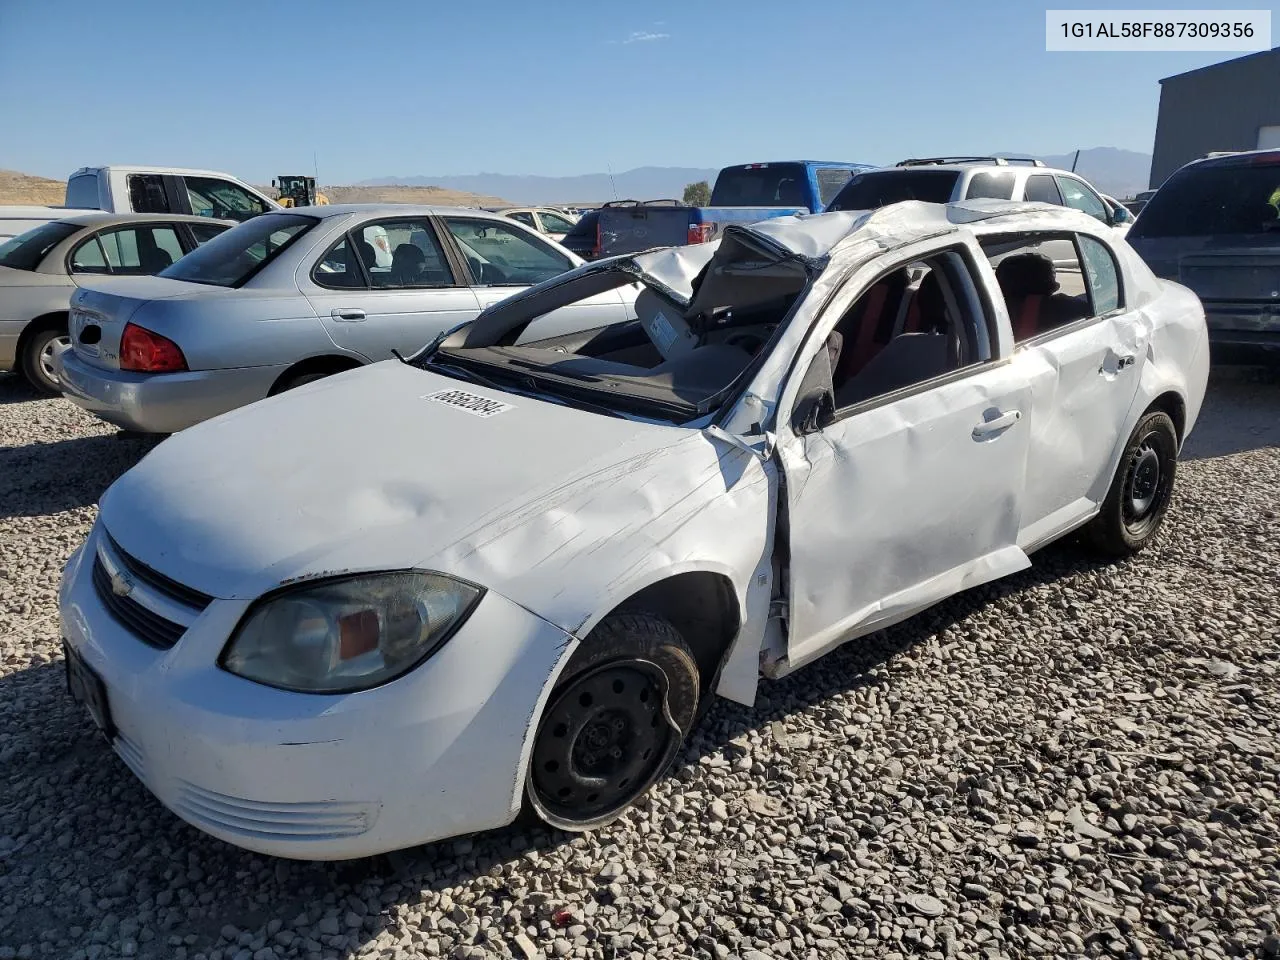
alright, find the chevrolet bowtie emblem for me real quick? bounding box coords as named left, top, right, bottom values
left=109, top=568, right=135, bottom=598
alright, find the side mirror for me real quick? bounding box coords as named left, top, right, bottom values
left=790, top=336, right=838, bottom=435
left=792, top=390, right=835, bottom=435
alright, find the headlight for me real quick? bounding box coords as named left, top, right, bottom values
left=221, top=572, right=482, bottom=693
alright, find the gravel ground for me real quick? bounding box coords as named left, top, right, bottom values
left=0, top=367, right=1277, bottom=960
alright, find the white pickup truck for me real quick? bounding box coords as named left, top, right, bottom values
left=0, top=165, right=279, bottom=239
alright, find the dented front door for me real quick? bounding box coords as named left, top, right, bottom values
left=779, top=362, right=1034, bottom=670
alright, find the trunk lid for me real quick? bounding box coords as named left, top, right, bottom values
left=68, top=276, right=211, bottom=370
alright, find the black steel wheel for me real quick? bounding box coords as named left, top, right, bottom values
left=1086, top=410, right=1179, bottom=556
left=527, top=611, right=698, bottom=831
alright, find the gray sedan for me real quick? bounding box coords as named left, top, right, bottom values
left=57, top=205, right=637, bottom=433
left=0, top=213, right=231, bottom=393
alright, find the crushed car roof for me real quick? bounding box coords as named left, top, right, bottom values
left=630, top=199, right=1116, bottom=295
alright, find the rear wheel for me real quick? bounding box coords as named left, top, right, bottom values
left=20, top=326, right=70, bottom=395
left=272, top=367, right=353, bottom=394
left=527, top=611, right=699, bottom=831
left=1086, top=410, right=1178, bottom=556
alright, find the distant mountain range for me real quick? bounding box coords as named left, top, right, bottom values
left=358, top=148, right=1153, bottom=204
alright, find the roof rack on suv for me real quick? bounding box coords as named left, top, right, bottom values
left=600, top=199, right=686, bottom=208
left=895, top=156, right=1047, bottom=167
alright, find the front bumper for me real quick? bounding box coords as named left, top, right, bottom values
left=56, top=350, right=287, bottom=433
left=59, top=525, right=577, bottom=859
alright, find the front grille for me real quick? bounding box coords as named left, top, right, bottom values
left=92, top=557, right=188, bottom=648
left=172, top=782, right=376, bottom=842
left=105, top=533, right=214, bottom=609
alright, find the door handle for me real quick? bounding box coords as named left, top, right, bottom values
left=972, top=409, right=1021, bottom=439
left=331, top=308, right=366, bottom=321
left=1101, top=353, right=1136, bottom=374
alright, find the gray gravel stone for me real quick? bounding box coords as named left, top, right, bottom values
left=1, top=367, right=1278, bottom=960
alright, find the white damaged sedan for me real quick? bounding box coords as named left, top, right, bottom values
left=60, top=201, right=1209, bottom=859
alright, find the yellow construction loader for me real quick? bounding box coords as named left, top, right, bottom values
left=272, top=175, right=329, bottom=207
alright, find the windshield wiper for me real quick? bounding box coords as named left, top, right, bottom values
left=428, top=360, right=504, bottom=390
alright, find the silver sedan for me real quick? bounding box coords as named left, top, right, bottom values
left=0, top=213, right=230, bottom=393
left=56, top=205, right=637, bottom=433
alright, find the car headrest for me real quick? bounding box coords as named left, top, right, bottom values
left=391, top=243, right=425, bottom=268
left=996, top=253, right=1059, bottom=297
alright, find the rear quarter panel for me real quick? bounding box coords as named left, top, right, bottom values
left=1103, top=242, right=1210, bottom=481
left=127, top=292, right=336, bottom=371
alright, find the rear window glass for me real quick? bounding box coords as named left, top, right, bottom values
left=816, top=168, right=856, bottom=206
left=710, top=164, right=809, bottom=207
left=826, top=170, right=960, bottom=211
left=562, top=211, right=598, bottom=241
left=66, top=175, right=99, bottom=209
left=0, top=221, right=79, bottom=270
left=160, top=213, right=315, bottom=287
left=1130, top=163, right=1280, bottom=238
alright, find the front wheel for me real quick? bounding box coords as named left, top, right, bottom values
left=526, top=611, right=699, bottom=832
left=21, top=326, right=70, bottom=395
left=1085, top=410, right=1179, bottom=556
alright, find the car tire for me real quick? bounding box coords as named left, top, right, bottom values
left=274, top=370, right=334, bottom=394
left=1085, top=410, right=1178, bottom=557
left=20, top=326, right=70, bottom=396
left=526, top=610, right=699, bottom=832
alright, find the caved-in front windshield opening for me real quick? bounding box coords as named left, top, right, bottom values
left=432, top=247, right=810, bottom=423
left=0, top=221, right=79, bottom=270
left=160, top=213, right=316, bottom=287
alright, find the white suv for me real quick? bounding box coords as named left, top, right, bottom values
left=827, top=156, right=1129, bottom=230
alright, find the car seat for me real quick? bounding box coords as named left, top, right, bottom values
left=390, top=243, right=426, bottom=285
left=996, top=252, right=1091, bottom=340
left=136, top=232, right=173, bottom=274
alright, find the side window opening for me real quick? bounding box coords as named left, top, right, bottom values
left=128, top=174, right=171, bottom=214
left=84, top=226, right=185, bottom=275
left=312, top=235, right=369, bottom=289
left=966, top=171, right=1016, bottom=200
left=981, top=232, right=1101, bottom=342
left=1023, top=175, right=1063, bottom=206
left=1056, top=177, right=1110, bottom=223
left=183, top=176, right=269, bottom=222
left=354, top=219, right=455, bottom=289
left=822, top=249, right=992, bottom=411
left=1077, top=234, right=1123, bottom=314
left=70, top=236, right=110, bottom=273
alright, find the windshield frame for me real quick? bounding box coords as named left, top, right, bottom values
left=0, top=221, right=80, bottom=271
left=425, top=231, right=821, bottom=426
left=158, top=212, right=318, bottom=288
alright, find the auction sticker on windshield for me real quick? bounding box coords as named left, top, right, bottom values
left=423, top=389, right=514, bottom=418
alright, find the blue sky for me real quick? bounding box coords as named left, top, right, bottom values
left=0, top=0, right=1275, bottom=183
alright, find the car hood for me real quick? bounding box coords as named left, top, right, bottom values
left=99, top=361, right=721, bottom=614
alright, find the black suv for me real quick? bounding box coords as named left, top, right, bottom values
left=1128, top=150, right=1280, bottom=361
